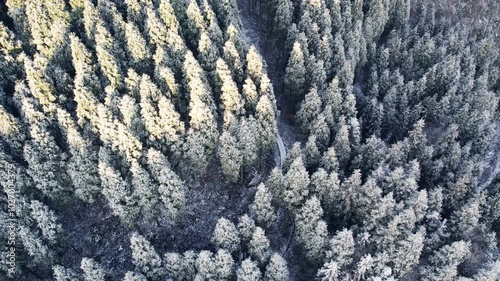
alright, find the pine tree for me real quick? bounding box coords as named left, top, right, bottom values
left=295, top=196, right=328, bottom=262
left=297, top=87, right=322, bottom=134
left=239, top=116, right=259, bottom=166
left=420, top=241, right=471, bottom=281
left=242, top=78, right=259, bottom=112
left=218, top=131, right=243, bottom=183
left=334, top=118, right=352, bottom=170
left=237, top=258, right=262, bottom=281
left=256, top=94, right=278, bottom=153
left=124, top=21, right=151, bottom=71
left=214, top=249, right=234, bottom=280
left=53, top=265, right=82, bottom=281
left=283, top=156, right=310, bottom=209
left=29, top=200, right=63, bottom=245
left=185, top=0, right=206, bottom=49
left=224, top=40, right=245, bottom=85
left=320, top=146, right=339, bottom=173
left=139, top=74, right=185, bottom=148
left=57, top=109, right=100, bottom=203
left=81, top=258, right=106, bottom=281
left=274, top=0, right=293, bottom=40
left=163, top=252, right=183, bottom=280
left=196, top=250, right=216, bottom=280
left=284, top=42, right=307, bottom=101
left=283, top=142, right=302, bottom=173
left=264, top=253, right=289, bottom=281
left=21, top=97, right=72, bottom=200
left=146, top=148, right=186, bottom=221
left=304, top=134, right=321, bottom=168
left=182, top=51, right=218, bottom=175
left=246, top=46, right=265, bottom=86
left=25, top=0, right=70, bottom=60
left=198, top=31, right=218, bottom=73
left=130, top=233, right=164, bottom=279
left=266, top=167, right=284, bottom=204
left=249, top=227, right=271, bottom=265
left=123, top=271, right=147, bottom=281
left=326, top=229, right=355, bottom=267
left=212, top=217, right=240, bottom=253
left=250, top=183, right=276, bottom=228
left=18, top=224, right=55, bottom=265
left=99, top=148, right=138, bottom=225
left=238, top=214, right=256, bottom=243
left=216, top=58, right=244, bottom=127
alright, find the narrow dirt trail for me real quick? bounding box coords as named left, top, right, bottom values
left=236, top=1, right=299, bottom=160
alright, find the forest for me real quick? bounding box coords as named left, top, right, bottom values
left=0, top=0, right=499, bottom=280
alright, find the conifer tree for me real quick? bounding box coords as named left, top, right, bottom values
left=57, top=109, right=101, bottom=203
left=249, top=227, right=271, bottom=265
left=250, top=183, right=276, bottom=228
left=283, top=156, right=310, bottom=209
left=274, top=0, right=293, bottom=40
left=297, top=87, right=322, bottom=134
left=304, top=134, right=321, bottom=168
left=25, top=0, right=70, bottom=60
left=163, top=252, right=183, bottom=280
left=239, top=116, right=260, bottom=166
left=284, top=42, right=307, bottom=101
left=198, top=31, right=218, bottom=73
left=216, top=58, right=244, bottom=127
left=265, top=253, right=289, bottom=281
left=125, top=21, right=151, bottom=71
left=81, top=258, right=107, bottom=281
left=139, top=74, right=185, bottom=149
left=196, top=250, right=216, bottom=280
left=98, top=147, right=138, bottom=225
left=18, top=225, right=54, bottom=265
left=214, top=249, right=234, bottom=280
left=282, top=141, right=301, bottom=170
left=212, top=217, right=240, bottom=253
left=123, top=271, right=147, bottom=281
left=21, top=98, right=72, bottom=200
left=420, top=241, right=471, bottom=281
left=53, top=265, right=82, bottom=281
left=242, top=78, right=259, bottom=112
left=334, top=118, right=352, bottom=170
left=237, top=258, right=262, bottom=281
left=295, top=196, right=328, bottom=262
left=224, top=40, right=245, bottom=85
left=29, top=200, right=63, bottom=245
left=326, top=229, right=355, bottom=267
left=266, top=167, right=284, bottom=204
left=238, top=214, right=256, bottom=243
left=218, top=131, right=243, bottom=183
left=130, top=233, right=164, bottom=279
left=182, top=51, right=218, bottom=175
left=246, top=46, right=265, bottom=86
left=256, top=95, right=278, bottom=153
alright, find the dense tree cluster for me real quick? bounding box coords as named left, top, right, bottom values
left=0, top=0, right=499, bottom=280
left=0, top=0, right=278, bottom=279
left=260, top=0, right=500, bottom=279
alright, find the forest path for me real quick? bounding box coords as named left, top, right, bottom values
left=236, top=1, right=298, bottom=167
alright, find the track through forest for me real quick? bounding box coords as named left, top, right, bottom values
left=236, top=0, right=299, bottom=165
